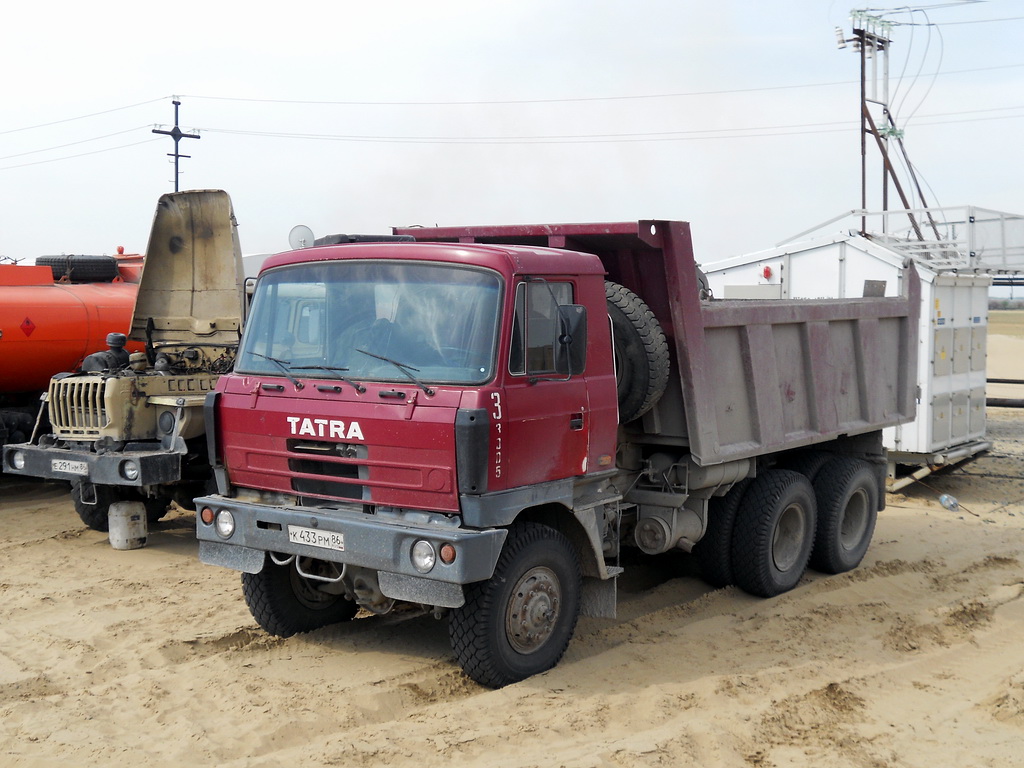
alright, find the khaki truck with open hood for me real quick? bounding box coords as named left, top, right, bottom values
left=3, top=189, right=245, bottom=531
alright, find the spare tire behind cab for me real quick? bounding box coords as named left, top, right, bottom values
left=606, top=281, right=670, bottom=423
left=36, top=254, right=120, bottom=283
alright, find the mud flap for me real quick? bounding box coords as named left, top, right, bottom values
left=379, top=571, right=465, bottom=608
left=199, top=540, right=265, bottom=574
left=580, top=571, right=619, bottom=619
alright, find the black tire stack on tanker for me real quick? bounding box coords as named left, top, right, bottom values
left=36, top=254, right=120, bottom=283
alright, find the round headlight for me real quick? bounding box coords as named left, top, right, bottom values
left=121, top=460, right=140, bottom=481
left=411, top=540, right=436, bottom=573
left=215, top=509, right=236, bottom=538
left=158, top=411, right=176, bottom=434
left=10, top=451, right=26, bottom=471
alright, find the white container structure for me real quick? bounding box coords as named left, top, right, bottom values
left=702, top=206, right=1023, bottom=485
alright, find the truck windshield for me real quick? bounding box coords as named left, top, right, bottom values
left=236, top=261, right=502, bottom=385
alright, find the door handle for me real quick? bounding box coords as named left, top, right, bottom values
left=569, top=413, right=584, bottom=431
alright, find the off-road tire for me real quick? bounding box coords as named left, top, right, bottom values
left=782, top=450, right=833, bottom=484
left=692, top=478, right=751, bottom=588
left=450, top=522, right=581, bottom=688
left=731, top=469, right=816, bottom=598
left=71, top=480, right=124, bottom=532
left=141, top=496, right=172, bottom=525
left=605, top=281, right=669, bottom=423
left=810, top=457, right=879, bottom=574
left=37, top=254, right=119, bottom=283
left=242, top=557, right=358, bottom=637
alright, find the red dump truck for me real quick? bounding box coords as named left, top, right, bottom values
left=194, top=220, right=919, bottom=687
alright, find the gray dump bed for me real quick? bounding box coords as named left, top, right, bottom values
left=396, top=219, right=920, bottom=466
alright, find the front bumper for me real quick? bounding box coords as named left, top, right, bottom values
left=195, top=495, right=508, bottom=587
left=2, top=442, right=182, bottom=486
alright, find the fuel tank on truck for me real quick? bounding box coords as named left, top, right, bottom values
left=0, top=258, right=142, bottom=396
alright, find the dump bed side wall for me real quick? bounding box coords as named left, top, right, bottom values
left=684, top=292, right=919, bottom=464
left=395, top=220, right=920, bottom=467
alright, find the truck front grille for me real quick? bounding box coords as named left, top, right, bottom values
left=286, top=439, right=366, bottom=500
left=49, top=378, right=107, bottom=437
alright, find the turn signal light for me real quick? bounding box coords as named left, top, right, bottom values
left=200, top=506, right=215, bottom=525
left=439, top=543, right=457, bottom=564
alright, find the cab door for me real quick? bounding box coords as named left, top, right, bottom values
left=500, top=280, right=590, bottom=487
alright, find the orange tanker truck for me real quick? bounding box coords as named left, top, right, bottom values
left=0, top=251, right=143, bottom=447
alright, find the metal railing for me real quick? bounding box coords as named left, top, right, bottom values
left=780, top=206, right=1024, bottom=274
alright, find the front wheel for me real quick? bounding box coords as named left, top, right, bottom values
left=141, top=495, right=172, bottom=524
left=242, top=556, right=358, bottom=637
left=450, top=523, right=581, bottom=688
left=71, top=480, right=122, bottom=532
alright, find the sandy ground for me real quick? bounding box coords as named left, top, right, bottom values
left=2, top=337, right=1023, bottom=768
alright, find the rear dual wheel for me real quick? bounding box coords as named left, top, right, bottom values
left=692, top=478, right=751, bottom=588
left=730, top=469, right=816, bottom=598
left=810, top=457, right=878, bottom=574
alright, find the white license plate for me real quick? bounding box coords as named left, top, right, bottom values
left=51, top=459, right=89, bottom=476
left=287, top=525, right=345, bottom=552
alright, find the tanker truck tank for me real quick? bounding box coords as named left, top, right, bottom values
left=0, top=253, right=142, bottom=447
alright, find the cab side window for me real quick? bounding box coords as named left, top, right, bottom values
left=509, top=281, right=573, bottom=375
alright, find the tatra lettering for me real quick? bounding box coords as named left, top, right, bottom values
left=286, top=416, right=364, bottom=441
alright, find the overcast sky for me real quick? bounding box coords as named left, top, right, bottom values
left=2, top=0, right=1022, bottom=272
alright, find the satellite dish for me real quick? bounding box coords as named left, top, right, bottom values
left=288, top=224, right=316, bottom=250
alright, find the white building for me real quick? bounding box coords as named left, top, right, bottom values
left=703, top=207, right=1024, bottom=485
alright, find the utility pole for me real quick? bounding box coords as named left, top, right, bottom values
left=152, top=99, right=200, bottom=192
left=839, top=12, right=936, bottom=243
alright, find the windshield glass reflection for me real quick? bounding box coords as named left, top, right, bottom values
left=237, top=261, right=502, bottom=385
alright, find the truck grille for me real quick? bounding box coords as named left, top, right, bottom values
left=49, top=378, right=107, bottom=437
left=286, top=439, right=366, bottom=501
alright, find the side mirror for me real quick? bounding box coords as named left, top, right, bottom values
left=554, top=304, right=587, bottom=376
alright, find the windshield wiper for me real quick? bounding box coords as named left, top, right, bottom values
left=356, top=349, right=434, bottom=396
left=250, top=352, right=304, bottom=390
left=292, top=365, right=366, bottom=393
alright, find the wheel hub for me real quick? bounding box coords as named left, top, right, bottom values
left=840, top=488, right=870, bottom=550
left=505, top=566, right=561, bottom=654
left=772, top=503, right=807, bottom=572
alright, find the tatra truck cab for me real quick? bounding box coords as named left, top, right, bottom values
left=4, top=190, right=245, bottom=530
left=196, top=220, right=919, bottom=687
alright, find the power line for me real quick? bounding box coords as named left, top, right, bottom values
left=197, top=104, right=1024, bottom=146
left=177, top=62, right=1024, bottom=107
left=2, top=99, right=1021, bottom=168
left=0, top=126, right=153, bottom=161
left=3, top=59, right=1023, bottom=141
left=894, top=15, right=1024, bottom=25
left=0, top=138, right=162, bottom=172
left=0, top=97, right=168, bottom=136
left=179, top=81, right=853, bottom=106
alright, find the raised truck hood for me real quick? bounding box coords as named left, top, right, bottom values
left=129, top=190, right=245, bottom=348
